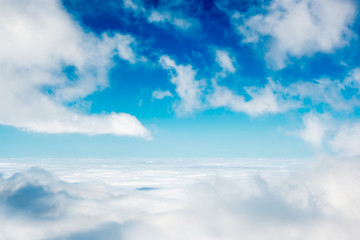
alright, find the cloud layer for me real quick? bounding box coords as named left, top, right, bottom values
left=1, top=157, right=360, bottom=240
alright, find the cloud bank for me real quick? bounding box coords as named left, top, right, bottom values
left=0, top=0, right=150, bottom=138
left=1, top=157, right=360, bottom=240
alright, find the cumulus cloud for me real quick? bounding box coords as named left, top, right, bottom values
left=290, top=110, right=360, bottom=157
left=0, top=0, right=150, bottom=138
left=207, top=81, right=293, bottom=116
left=158, top=54, right=360, bottom=122
left=330, top=122, right=360, bottom=157
left=159, top=54, right=296, bottom=117
left=152, top=89, right=173, bottom=100
left=235, top=0, right=357, bottom=69
left=268, top=68, right=360, bottom=153
left=159, top=56, right=205, bottom=115
left=294, top=111, right=360, bottom=157
left=157, top=50, right=360, bottom=118
left=1, top=157, right=360, bottom=240
left=298, top=113, right=330, bottom=146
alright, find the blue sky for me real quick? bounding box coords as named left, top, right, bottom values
left=3, top=1, right=360, bottom=239
left=1, top=0, right=360, bottom=158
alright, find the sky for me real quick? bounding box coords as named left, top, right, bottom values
left=2, top=1, right=360, bottom=239
left=1, top=0, right=360, bottom=159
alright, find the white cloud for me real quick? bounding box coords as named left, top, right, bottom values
left=2, top=157, right=360, bottom=239
left=236, top=0, right=357, bottom=69
left=159, top=55, right=204, bottom=115
left=158, top=54, right=298, bottom=117
left=148, top=11, right=193, bottom=30
left=278, top=78, right=353, bottom=111
left=152, top=89, right=173, bottom=100
left=215, top=50, right=236, bottom=73
left=270, top=76, right=360, bottom=112
left=0, top=0, right=150, bottom=139
left=207, top=81, right=291, bottom=116
left=124, top=1, right=195, bottom=31
left=345, top=67, right=360, bottom=89
left=298, top=113, right=330, bottom=146
left=294, top=109, right=360, bottom=157
left=330, top=122, right=360, bottom=157
left=123, top=0, right=144, bottom=12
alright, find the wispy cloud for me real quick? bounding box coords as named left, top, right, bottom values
left=159, top=55, right=205, bottom=115
left=0, top=0, right=150, bottom=139
left=148, top=11, right=193, bottom=30
left=123, top=0, right=144, bottom=12
left=276, top=78, right=355, bottom=111
left=297, top=113, right=330, bottom=146
left=152, top=89, right=173, bottom=100
left=124, top=0, right=196, bottom=31
left=215, top=50, right=236, bottom=73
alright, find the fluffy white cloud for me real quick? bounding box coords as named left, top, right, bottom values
left=294, top=110, right=360, bottom=157
left=0, top=0, right=150, bottom=138
left=235, top=0, right=357, bottom=69
left=159, top=55, right=296, bottom=117
left=215, top=50, right=236, bottom=73
left=159, top=56, right=204, bottom=115
left=330, top=122, right=360, bottom=157
left=159, top=54, right=360, bottom=120
left=152, top=89, right=174, bottom=100
left=207, top=81, right=292, bottom=116
left=1, top=157, right=360, bottom=239
left=298, top=113, right=330, bottom=146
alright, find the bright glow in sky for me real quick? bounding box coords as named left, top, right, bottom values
left=1, top=0, right=360, bottom=239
